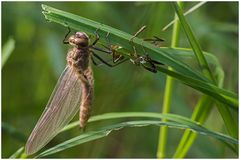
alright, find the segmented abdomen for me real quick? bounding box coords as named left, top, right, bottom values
left=67, top=47, right=94, bottom=128
left=79, top=67, right=94, bottom=128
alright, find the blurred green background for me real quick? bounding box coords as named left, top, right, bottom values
left=2, top=2, right=238, bottom=158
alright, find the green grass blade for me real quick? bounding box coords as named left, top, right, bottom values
left=155, top=66, right=237, bottom=109
left=173, top=96, right=213, bottom=158
left=163, top=47, right=222, bottom=71
left=60, top=112, right=238, bottom=146
left=9, top=147, right=24, bottom=158
left=173, top=2, right=214, bottom=81
left=157, top=2, right=181, bottom=158
left=162, top=1, right=207, bottom=31
left=35, top=129, right=111, bottom=158
left=61, top=112, right=205, bottom=133
left=35, top=116, right=237, bottom=158
left=41, top=4, right=238, bottom=109
left=165, top=47, right=225, bottom=86
left=2, top=37, right=15, bottom=68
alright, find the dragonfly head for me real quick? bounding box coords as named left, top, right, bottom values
left=68, top=32, right=89, bottom=48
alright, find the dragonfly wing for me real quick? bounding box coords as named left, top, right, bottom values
left=25, top=66, right=82, bottom=155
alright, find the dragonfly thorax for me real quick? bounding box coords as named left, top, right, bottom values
left=68, top=32, right=89, bottom=48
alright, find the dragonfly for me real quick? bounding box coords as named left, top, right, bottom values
left=25, top=28, right=119, bottom=155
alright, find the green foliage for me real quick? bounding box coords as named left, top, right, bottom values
left=172, top=3, right=238, bottom=158
left=2, top=2, right=238, bottom=158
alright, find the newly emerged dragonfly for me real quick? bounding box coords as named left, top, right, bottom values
left=25, top=28, right=117, bottom=155
left=25, top=26, right=164, bottom=155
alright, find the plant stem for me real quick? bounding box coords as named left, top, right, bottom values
left=157, top=2, right=182, bottom=158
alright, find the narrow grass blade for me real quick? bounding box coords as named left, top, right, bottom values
left=173, top=2, right=214, bottom=81
left=9, top=147, right=24, bottom=158
left=61, top=112, right=238, bottom=146
left=61, top=112, right=204, bottom=133
left=162, top=1, right=207, bottom=31
left=173, top=96, right=214, bottom=158
left=35, top=118, right=238, bottom=158
left=155, top=65, right=237, bottom=109
left=2, top=37, right=15, bottom=68
left=165, top=47, right=225, bottom=87
left=162, top=47, right=222, bottom=70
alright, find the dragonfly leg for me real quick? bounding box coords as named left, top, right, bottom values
left=104, top=32, right=126, bottom=63
left=129, top=25, right=147, bottom=42
left=151, top=59, right=164, bottom=65
left=63, top=25, right=71, bottom=44
left=129, top=26, right=147, bottom=57
left=142, top=64, right=158, bottom=73
left=91, top=46, right=112, bottom=54
left=89, top=29, right=114, bottom=55
left=91, top=56, right=98, bottom=66
left=105, top=32, right=111, bottom=45
left=143, top=36, right=165, bottom=46
left=91, top=28, right=100, bottom=46
left=91, top=51, right=128, bottom=67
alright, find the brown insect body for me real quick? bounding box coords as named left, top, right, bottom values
left=67, top=32, right=94, bottom=128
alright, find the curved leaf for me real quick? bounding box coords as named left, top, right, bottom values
left=36, top=117, right=238, bottom=158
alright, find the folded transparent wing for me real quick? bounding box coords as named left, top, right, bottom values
left=25, top=66, right=82, bottom=155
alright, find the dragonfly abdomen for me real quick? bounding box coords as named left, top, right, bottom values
left=79, top=67, right=94, bottom=128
